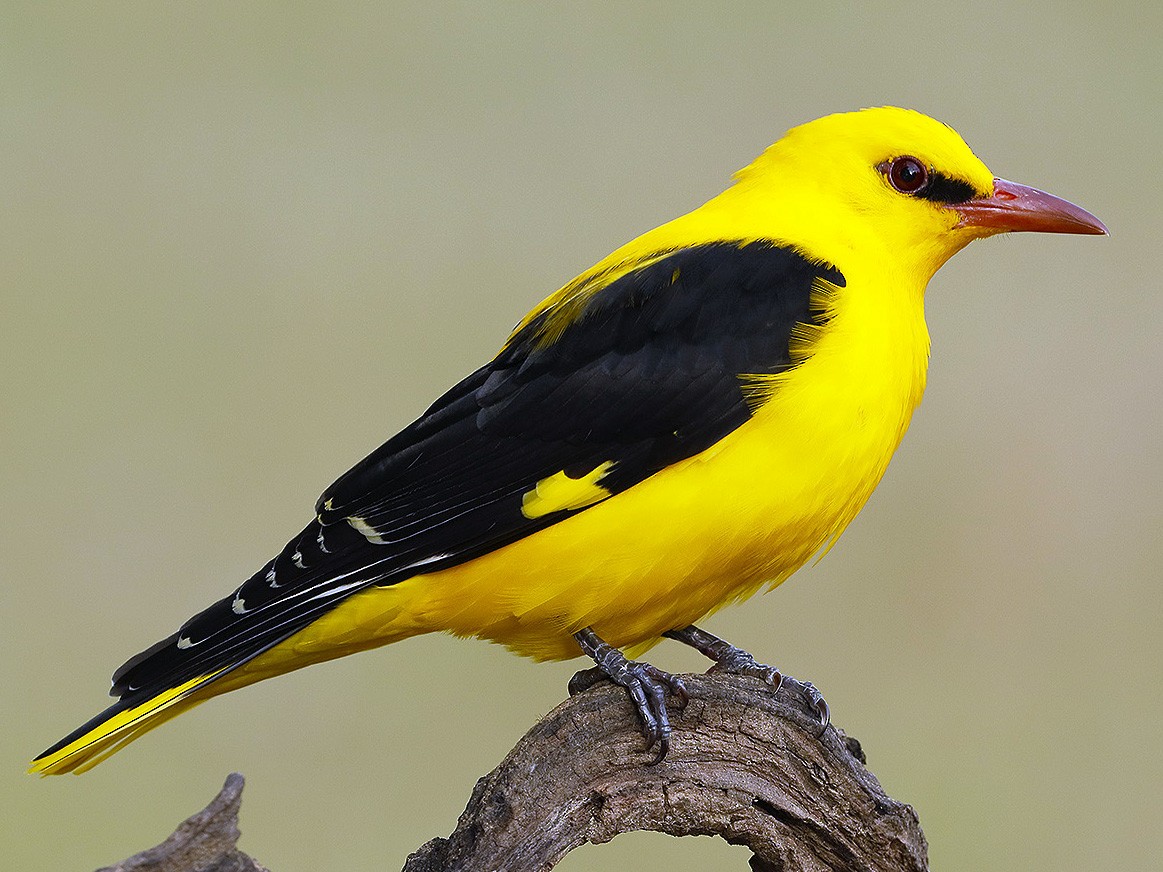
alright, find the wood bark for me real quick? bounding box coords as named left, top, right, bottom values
left=96, top=772, right=267, bottom=872
left=102, top=673, right=928, bottom=871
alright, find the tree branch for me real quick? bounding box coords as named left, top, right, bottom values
left=105, top=673, right=928, bottom=871
left=404, top=673, right=927, bottom=871
left=97, top=772, right=267, bottom=872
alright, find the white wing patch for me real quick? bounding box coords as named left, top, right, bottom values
left=347, top=515, right=387, bottom=544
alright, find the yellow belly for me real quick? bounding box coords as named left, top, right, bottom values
left=272, top=284, right=929, bottom=667
left=30, top=262, right=932, bottom=776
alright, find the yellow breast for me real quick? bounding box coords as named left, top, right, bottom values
left=290, top=258, right=931, bottom=664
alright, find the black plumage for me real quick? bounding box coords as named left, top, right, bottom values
left=96, top=241, right=843, bottom=727
left=915, top=169, right=979, bottom=204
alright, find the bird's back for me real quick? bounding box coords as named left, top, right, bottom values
left=277, top=223, right=933, bottom=663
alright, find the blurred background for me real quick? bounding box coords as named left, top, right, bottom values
left=3, top=2, right=1159, bottom=870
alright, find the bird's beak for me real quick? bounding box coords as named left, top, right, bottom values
left=953, top=178, right=1108, bottom=236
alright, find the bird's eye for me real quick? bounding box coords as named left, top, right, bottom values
left=885, top=156, right=930, bottom=195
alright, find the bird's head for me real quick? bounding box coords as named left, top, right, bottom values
left=726, top=106, right=1106, bottom=280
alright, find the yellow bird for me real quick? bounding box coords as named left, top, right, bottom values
left=33, top=107, right=1105, bottom=775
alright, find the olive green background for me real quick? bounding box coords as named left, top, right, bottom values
left=3, top=3, right=1159, bottom=870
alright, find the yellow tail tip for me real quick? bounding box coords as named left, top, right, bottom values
left=30, top=672, right=221, bottom=776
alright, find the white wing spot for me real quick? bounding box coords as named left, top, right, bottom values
left=266, top=566, right=280, bottom=588
left=177, top=636, right=194, bottom=649
left=232, top=594, right=248, bottom=615
left=292, top=550, right=305, bottom=569
left=348, top=515, right=387, bottom=544
left=317, top=527, right=331, bottom=554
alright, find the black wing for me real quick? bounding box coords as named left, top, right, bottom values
left=109, top=241, right=843, bottom=699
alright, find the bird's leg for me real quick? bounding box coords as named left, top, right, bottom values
left=569, top=627, right=688, bottom=764
left=663, top=624, right=830, bottom=734
left=663, top=624, right=782, bottom=684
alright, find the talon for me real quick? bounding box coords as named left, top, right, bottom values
left=782, top=676, right=831, bottom=736
left=648, top=733, right=670, bottom=766
left=572, top=627, right=684, bottom=763
left=568, top=666, right=606, bottom=697
left=708, top=656, right=782, bottom=688
left=664, top=624, right=828, bottom=734
left=624, top=679, right=660, bottom=743
left=666, top=624, right=782, bottom=687
left=808, top=686, right=831, bottom=735
left=645, top=664, right=688, bottom=711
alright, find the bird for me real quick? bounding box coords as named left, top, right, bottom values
left=32, top=106, right=1106, bottom=775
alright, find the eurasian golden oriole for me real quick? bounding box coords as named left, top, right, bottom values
left=33, top=107, right=1105, bottom=774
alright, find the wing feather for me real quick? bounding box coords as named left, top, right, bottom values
left=111, top=241, right=843, bottom=699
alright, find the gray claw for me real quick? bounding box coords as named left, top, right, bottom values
left=782, top=676, right=830, bottom=736
left=572, top=628, right=686, bottom=764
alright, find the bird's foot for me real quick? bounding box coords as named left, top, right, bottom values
left=663, top=624, right=781, bottom=686
left=780, top=675, right=831, bottom=736
left=567, top=665, right=609, bottom=696
left=706, top=644, right=783, bottom=687
left=572, top=627, right=688, bottom=764
left=664, top=624, right=829, bottom=735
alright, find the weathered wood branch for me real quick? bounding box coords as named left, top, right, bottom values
left=104, top=673, right=928, bottom=871
left=403, top=673, right=927, bottom=870
left=96, top=772, right=267, bottom=872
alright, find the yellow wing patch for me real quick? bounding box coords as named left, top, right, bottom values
left=521, top=461, right=615, bottom=519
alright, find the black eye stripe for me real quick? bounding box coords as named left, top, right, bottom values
left=914, top=171, right=977, bottom=204
left=878, top=158, right=979, bottom=205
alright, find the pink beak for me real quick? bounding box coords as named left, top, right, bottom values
left=953, top=178, right=1107, bottom=236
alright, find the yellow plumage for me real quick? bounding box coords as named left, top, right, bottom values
left=32, top=107, right=1105, bottom=775
left=268, top=108, right=974, bottom=661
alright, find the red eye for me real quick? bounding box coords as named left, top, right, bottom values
left=886, top=156, right=929, bottom=194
